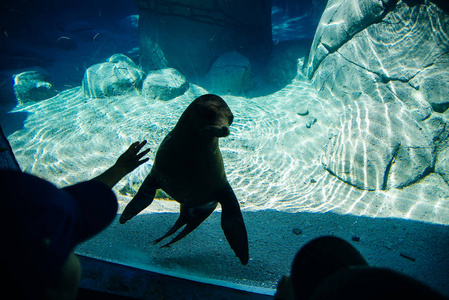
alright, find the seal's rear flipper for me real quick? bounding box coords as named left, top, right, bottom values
left=157, top=201, right=218, bottom=247
left=119, top=175, right=158, bottom=224
left=217, top=187, right=249, bottom=265
left=153, top=213, right=186, bottom=244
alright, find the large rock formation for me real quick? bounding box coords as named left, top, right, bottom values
left=134, top=0, right=273, bottom=79
left=202, top=51, right=251, bottom=95
left=267, top=39, right=312, bottom=89
left=142, top=68, right=188, bottom=101
left=13, top=68, right=56, bottom=104
left=307, top=0, right=449, bottom=190
left=322, top=101, right=435, bottom=190
left=82, top=54, right=145, bottom=98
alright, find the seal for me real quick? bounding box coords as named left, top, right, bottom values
left=119, top=94, right=249, bottom=265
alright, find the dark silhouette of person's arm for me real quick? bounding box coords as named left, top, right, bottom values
left=93, top=141, right=150, bottom=188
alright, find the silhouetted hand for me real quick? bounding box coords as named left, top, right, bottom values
left=93, top=141, right=150, bottom=188
left=114, top=141, right=150, bottom=175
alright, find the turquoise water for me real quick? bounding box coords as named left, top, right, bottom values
left=7, top=81, right=449, bottom=225
left=1, top=0, right=448, bottom=297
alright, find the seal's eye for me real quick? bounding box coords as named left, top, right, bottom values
left=205, top=106, right=218, bottom=122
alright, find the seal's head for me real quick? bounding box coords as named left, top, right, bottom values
left=179, top=94, right=234, bottom=138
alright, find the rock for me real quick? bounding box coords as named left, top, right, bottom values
left=436, top=149, right=449, bottom=184
left=267, top=40, right=312, bottom=89
left=82, top=54, right=145, bottom=98
left=142, top=68, right=188, bottom=101
left=352, top=236, right=360, bottom=242
left=292, top=228, right=303, bottom=235
left=306, top=0, right=388, bottom=78
left=306, top=117, right=317, bottom=128
left=308, top=0, right=449, bottom=190
left=118, top=15, right=139, bottom=31
left=323, top=101, right=434, bottom=191
left=118, top=183, right=137, bottom=197
left=139, top=39, right=168, bottom=72
left=13, top=67, right=56, bottom=104
left=135, top=0, right=272, bottom=78
left=434, top=114, right=449, bottom=183
left=308, top=0, right=449, bottom=111
left=108, top=53, right=138, bottom=67
left=422, top=115, right=449, bottom=185
left=400, top=252, right=416, bottom=262
left=203, top=52, right=251, bottom=95
left=424, top=115, right=449, bottom=150
left=410, top=54, right=449, bottom=113
left=297, top=108, right=309, bottom=116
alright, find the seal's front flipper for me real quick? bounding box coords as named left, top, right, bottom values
left=156, top=201, right=218, bottom=247
left=218, top=186, right=249, bottom=265
left=119, top=175, right=157, bottom=224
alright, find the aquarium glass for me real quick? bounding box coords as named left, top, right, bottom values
left=1, top=0, right=448, bottom=297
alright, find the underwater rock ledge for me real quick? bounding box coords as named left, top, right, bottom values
left=82, top=54, right=145, bottom=98
left=13, top=67, right=56, bottom=104
left=135, top=0, right=273, bottom=79
left=142, top=68, right=189, bottom=101
left=309, top=0, right=449, bottom=190
left=322, top=101, right=435, bottom=191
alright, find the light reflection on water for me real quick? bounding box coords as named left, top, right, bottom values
left=6, top=80, right=449, bottom=226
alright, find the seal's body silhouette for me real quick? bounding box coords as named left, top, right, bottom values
left=120, top=94, right=249, bottom=265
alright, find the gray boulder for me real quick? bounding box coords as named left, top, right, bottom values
left=203, top=51, right=251, bottom=95
left=135, top=0, right=272, bottom=78
left=323, top=101, right=434, bottom=191
left=267, top=40, right=311, bottom=88
left=425, top=115, right=449, bottom=185
left=306, top=0, right=391, bottom=78
left=308, top=0, right=449, bottom=113
left=13, top=67, right=56, bottom=105
left=410, top=54, right=449, bottom=113
left=308, top=0, right=449, bottom=189
left=142, top=68, right=188, bottom=101
left=436, top=147, right=449, bottom=185
left=82, top=54, right=145, bottom=98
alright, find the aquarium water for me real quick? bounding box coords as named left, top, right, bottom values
left=1, top=0, right=448, bottom=297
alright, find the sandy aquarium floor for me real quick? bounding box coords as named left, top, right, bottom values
left=4, top=81, right=449, bottom=296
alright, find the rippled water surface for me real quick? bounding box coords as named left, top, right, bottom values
left=7, top=79, right=449, bottom=226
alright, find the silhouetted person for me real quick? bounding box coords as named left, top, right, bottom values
left=274, top=236, right=447, bottom=300
left=0, top=141, right=149, bottom=299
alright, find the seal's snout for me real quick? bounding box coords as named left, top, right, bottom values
left=199, top=125, right=230, bottom=138
left=218, top=126, right=230, bottom=137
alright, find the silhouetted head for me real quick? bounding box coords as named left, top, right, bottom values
left=0, top=170, right=117, bottom=299
left=290, top=236, right=368, bottom=300
left=289, top=236, right=445, bottom=300
left=177, top=94, right=234, bottom=138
